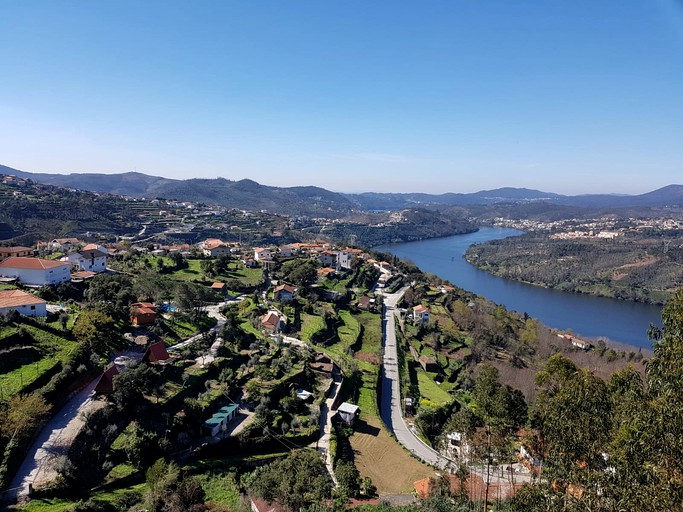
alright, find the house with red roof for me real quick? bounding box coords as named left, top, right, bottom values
left=142, top=341, right=170, bottom=363
left=0, top=257, right=71, bottom=285
left=274, top=283, right=297, bottom=302
left=0, top=246, right=35, bottom=260
left=412, top=304, right=430, bottom=324
left=0, top=289, right=47, bottom=317
left=130, top=302, right=158, bottom=325
left=94, top=365, right=119, bottom=394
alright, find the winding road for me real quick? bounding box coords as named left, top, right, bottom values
left=378, top=282, right=530, bottom=492
left=379, top=288, right=452, bottom=470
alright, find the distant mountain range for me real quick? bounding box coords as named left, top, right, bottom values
left=2, top=164, right=682, bottom=213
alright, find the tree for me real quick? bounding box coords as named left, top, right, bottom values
left=72, top=310, right=119, bottom=355
left=243, top=449, right=332, bottom=510
left=0, top=393, right=50, bottom=441
left=335, top=461, right=361, bottom=499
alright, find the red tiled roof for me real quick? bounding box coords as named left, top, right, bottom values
left=0, top=289, right=46, bottom=309
left=0, top=257, right=70, bottom=270
left=94, top=364, right=119, bottom=393
left=143, top=341, right=170, bottom=363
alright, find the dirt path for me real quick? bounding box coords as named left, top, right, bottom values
left=9, top=379, right=106, bottom=499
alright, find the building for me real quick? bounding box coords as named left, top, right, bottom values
left=202, top=404, right=240, bottom=437
left=0, top=246, right=34, bottom=260
left=202, top=239, right=230, bottom=258
left=211, top=282, right=227, bottom=296
left=262, top=311, right=286, bottom=334
left=130, top=302, right=157, bottom=326
left=412, top=305, right=430, bottom=324
left=337, top=402, right=360, bottom=426
left=65, top=249, right=108, bottom=272
left=0, top=257, right=71, bottom=286
left=50, top=238, right=82, bottom=251
left=0, top=289, right=47, bottom=317
left=337, top=250, right=355, bottom=270
left=94, top=365, right=120, bottom=394
left=274, top=283, right=296, bottom=302
left=318, top=250, right=338, bottom=268
left=254, top=247, right=272, bottom=261
left=418, top=355, right=439, bottom=372
left=142, top=341, right=170, bottom=363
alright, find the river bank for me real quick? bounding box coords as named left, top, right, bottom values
left=464, top=233, right=678, bottom=305
left=378, top=227, right=662, bottom=350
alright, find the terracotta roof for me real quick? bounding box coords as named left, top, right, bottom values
left=0, top=257, right=70, bottom=270
left=94, top=365, right=119, bottom=393
left=132, top=302, right=157, bottom=310
left=262, top=311, right=280, bottom=329
left=274, top=284, right=296, bottom=294
left=0, top=246, right=33, bottom=253
left=211, top=282, right=226, bottom=289
left=413, top=304, right=429, bottom=313
left=143, top=341, right=170, bottom=363
left=0, top=289, right=47, bottom=309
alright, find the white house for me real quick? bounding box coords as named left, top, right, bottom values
left=0, top=289, right=47, bottom=317
left=65, top=249, right=108, bottom=272
left=337, top=251, right=354, bottom=270
left=278, top=244, right=300, bottom=258
left=412, top=304, right=430, bottom=324
left=337, top=402, right=360, bottom=426
left=0, top=257, right=71, bottom=286
left=318, top=250, right=338, bottom=268
left=201, top=239, right=230, bottom=258
left=254, top=247, right=272, bottom=261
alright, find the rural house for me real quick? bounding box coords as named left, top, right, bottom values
left=130, top=302, right=157, bottom=326
left=0, top=246, right=34, bottom=260
left=0, top=289, right=47, bottom=317
left=274, top=283, right=296, bottom=302
left=142, top=341, right=170, bottom=364
left=412, top=304, right=430, bottom=324
left=337, top=402, right=360, bottom=426
left=65, top=249, right=108, bottom=272
left=0, top=257, right=71, bottom=286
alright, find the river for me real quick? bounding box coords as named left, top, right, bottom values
left=378, top=227, right=663, bottom=350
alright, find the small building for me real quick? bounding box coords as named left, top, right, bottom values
left=318, top=250, right=338, bottom=268
left=337, top=250, right=355, bottom=270
left=419, top=355, right=439, bottom=372
left=0, top=257, right=71, bottom=286
left=130, top=302, right=157, bottom=325
left=202, top=239, right=230, bottom=258
left=0, top=246, right=34, bottom=260
left=142, top=341, right=170, bottom=363
left=94, top=365, right=120, bottom=394
left=262, top=311, right=286, bottom=334
left=250, top=498, right=287, bottom=512
left=412, top=304, right=430, bottom=324
left=357, top=296, right=372, bottom=311
left=309, top=353, right=334, bottom=375
left=202, top=404, right=240, bottom=437
left=337, top=402, right=360, bottom=426
left=0, top=289, right=47, bottom=317
left=211, top=282, right=227, bottom=296
left=274, top=284, right=296, bottom=302
left=254, top=247, right=272, bottom=261
left=50, top=238, right=82, bottom=251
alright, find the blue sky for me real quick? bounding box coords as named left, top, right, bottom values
left=1, top=1, right=682, bottom=194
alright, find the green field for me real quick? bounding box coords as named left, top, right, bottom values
left=299, top=313, right=325, bottom=342
left=0, top=324, right=78, bottom=399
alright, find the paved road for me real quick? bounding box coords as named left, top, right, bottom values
left=378, top=282, right=532, bottom=491
left=317, top=378, right=341, bottom=487
left=168, top=302, right=229, bottom=352
left=379, top=288, right=453, bottom=470
left=9, top=379, right=103, bottom=499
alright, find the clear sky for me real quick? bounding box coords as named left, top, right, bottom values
left=1, top=1, right=682, bottom=195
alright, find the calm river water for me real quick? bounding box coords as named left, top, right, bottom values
left=378, top=227, right=663, bottom=350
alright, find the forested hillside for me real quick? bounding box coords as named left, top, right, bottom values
left=466, top=232, right=683, bottom=304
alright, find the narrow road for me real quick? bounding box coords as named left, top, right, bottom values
left=11, top=300, right=232, bottom=500
left=317, top=378, right=341, bottom=487
left=378, top=282, right=532, bottom=491
left=379, top=288, right=452, bottom=470
left=9, top=379, right=103, bottom=499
